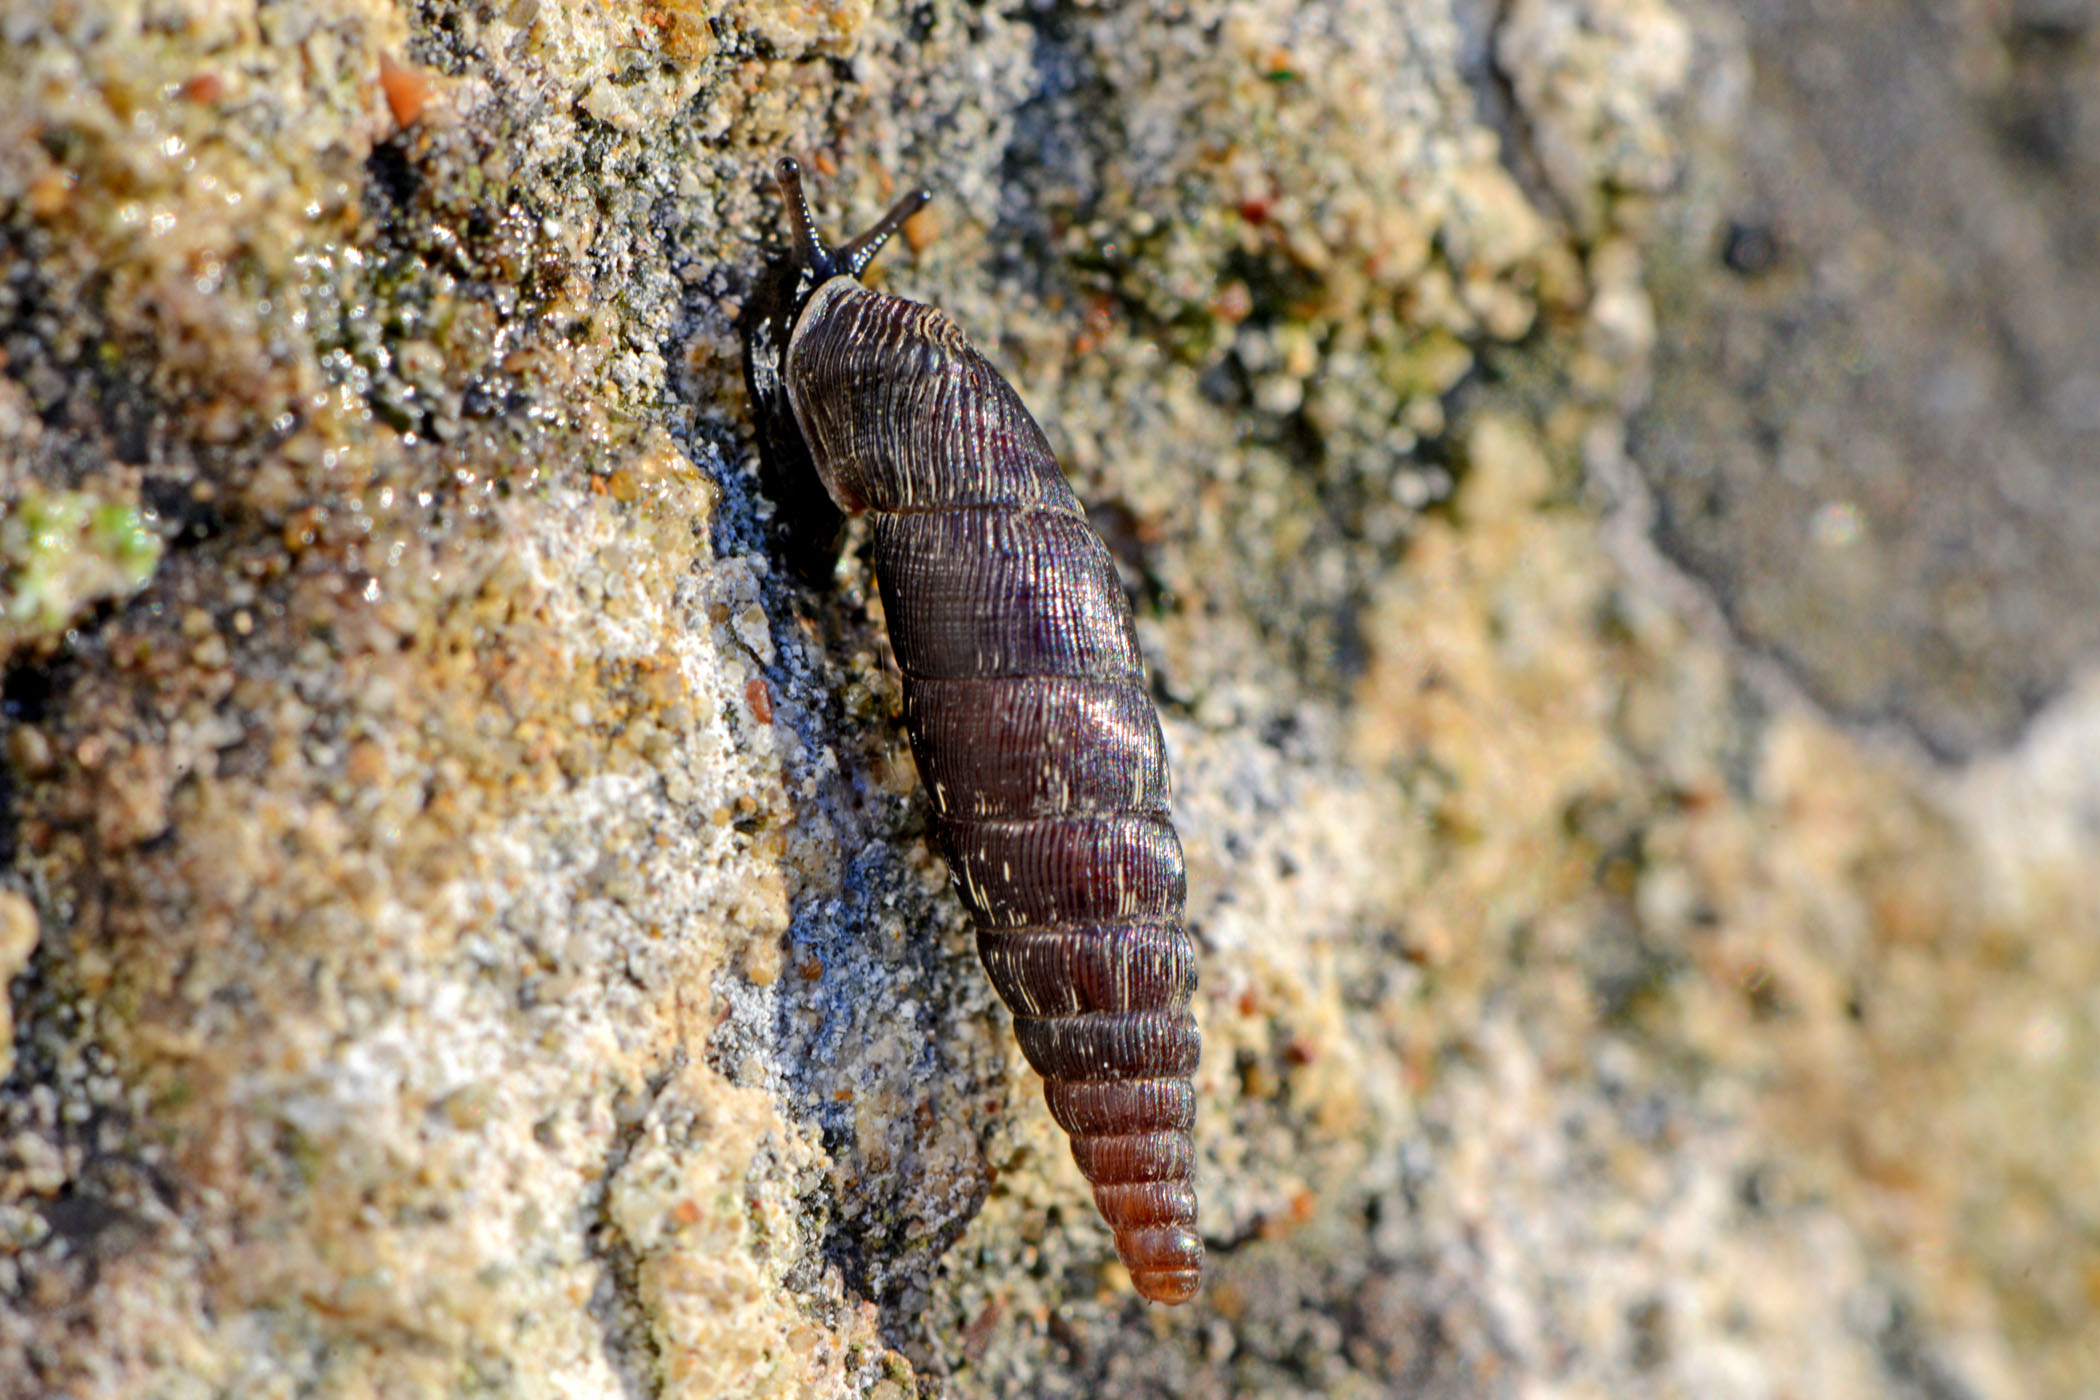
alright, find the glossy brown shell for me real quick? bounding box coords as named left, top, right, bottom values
left=780, top=256, right=1203, bottom=1304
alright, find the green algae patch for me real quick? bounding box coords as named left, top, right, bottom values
left=0, top=485, right=163, bottom=653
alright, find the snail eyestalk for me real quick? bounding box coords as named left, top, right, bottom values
left=773, top=156, right=837, bottom=281
left=773, top=156, right=931, bottom=281
left=838, top=187, right=931, bottom=277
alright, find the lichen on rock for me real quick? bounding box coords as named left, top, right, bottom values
left=0, top=481, right=163, bottom=652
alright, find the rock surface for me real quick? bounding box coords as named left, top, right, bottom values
left=1634, top=0, right=2100, bottom=758
left=1, top=0, right=2093, bottom=1397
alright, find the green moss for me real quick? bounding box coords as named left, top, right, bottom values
left=1376, top=328, right=1475, bottom=401
left=0, top=486, right=164, bottom=648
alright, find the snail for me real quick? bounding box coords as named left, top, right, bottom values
left=744, top=158, right=1203, bottom=1305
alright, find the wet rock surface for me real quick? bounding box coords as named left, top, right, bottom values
left=1, top=0, right=2094, bottom=1397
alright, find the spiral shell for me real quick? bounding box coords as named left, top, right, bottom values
left=745, top=158, right=1203, bottom=1305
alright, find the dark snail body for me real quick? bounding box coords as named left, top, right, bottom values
left=747, top=159, right=1202, bottom=1304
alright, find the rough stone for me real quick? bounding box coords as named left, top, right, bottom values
left=1, top=0, right=2094, bottom=1396
left=1632, top=0, right=2100, bottom=759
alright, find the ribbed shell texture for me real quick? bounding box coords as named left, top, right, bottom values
left=786, top=278, right=1203, bottom=1303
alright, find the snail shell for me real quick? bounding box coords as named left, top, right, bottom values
left=745, top=158, right=1203, bottom=1305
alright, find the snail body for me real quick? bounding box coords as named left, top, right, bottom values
left=746, top=159, right=1203, bottom=1305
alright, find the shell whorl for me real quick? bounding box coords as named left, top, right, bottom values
left=780, top=245, right=1203, bottom=1303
